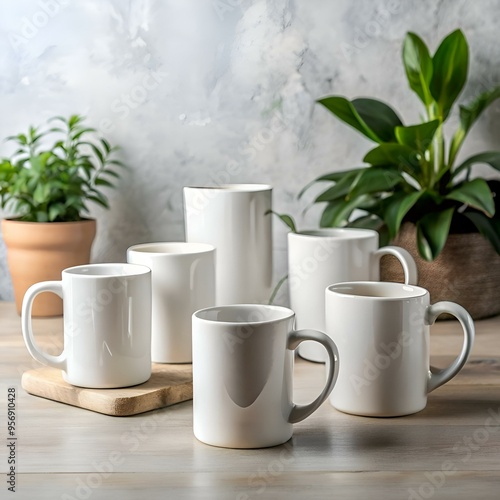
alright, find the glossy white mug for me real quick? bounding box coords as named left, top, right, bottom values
left=22, top=263, right=152, bottom=388
left=183, top=184, right=273, bottom=305
left=192, top=304, right=339, bottom=448
left=326, top=281, right=475, bottom=417
left=288, top=228, right=418, bottom=363
left=127, top=242, right=215, bottom=363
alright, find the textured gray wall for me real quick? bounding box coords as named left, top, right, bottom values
left=1, top=0, right=500, bottom=301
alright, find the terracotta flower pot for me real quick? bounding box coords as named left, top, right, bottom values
left=380, top=222, right=500, bottom=320
left=1, top=218, right=96, bottom=317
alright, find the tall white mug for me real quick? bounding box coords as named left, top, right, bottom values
left=326, top=281, right=475, bottom=417
left=183, top=184, right=273, bottom=305
left=21, top=263, right=152, bottom=388
left=288, top=228, right=418, bottom=363
left=192, top=304, right=339, bottom=448
left=127, top=242, right=215, bottom=363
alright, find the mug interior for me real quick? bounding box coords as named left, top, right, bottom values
left=185, top=184, right=272, bottom=192
left=64, top=263, right=150, bottom=277
left=194, top=304, right=293, bottom=324
left=328, top=281, right=428, bottom=299
left=128, top=242, right=214, bottom=255
left=294, top=228, right=376, bottom=239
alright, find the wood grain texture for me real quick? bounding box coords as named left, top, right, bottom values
left=1, top=302, right=499, bottom=500
left=21, top=364, right=192, bottom=416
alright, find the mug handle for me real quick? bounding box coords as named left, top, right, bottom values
left=425, top=301, right=475, bottom=393
left=371, top=246, right=418, bottom=285
left=287, top=329, right=339, bottom=423
left=21, top=281, right=67, bottom=370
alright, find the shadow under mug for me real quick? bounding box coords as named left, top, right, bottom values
left=21, top=263, right=152, bottom=389
left=326, top=281, right=475, bottom=417
left=192, top=304, right=339, bottom=448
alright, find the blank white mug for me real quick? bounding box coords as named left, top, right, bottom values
left=326, top=281, right=475, bottom=417
left=183, top=184, right=273, bottom=305
left=127, top=242, right=215, bottom=363
left=288, top=228, right=418, bottom=363
left=192, top=304, right=339, bottom=448
left=22, top=263, right=152, bottom=388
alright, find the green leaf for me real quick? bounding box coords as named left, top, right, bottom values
left=446, top=178, right=495, bottom=216
left=430, top=29, right=469, bottom=120
left=268, top=274, right=289, bottom=305
left=320, top=195, right=370, bottom=227
left=383, top=190, right=423, bottom=239
left=100, top=169, right=120, bottom=179
left=94, top=178, right=114, bottom=188
left=347, top=214, right=383, bottom=231
left=449, top=87, right=500, bottom=165
left=48, top=203, right=65, bottom=221
left=33, top=183, right=50, bottom=204
left=349, top=166, right=403, bottom=199
left=363, top=143, right=421, bottom=179
left=314, top=170, right=361, bottom=202
left=317, top=96, right=381, bottom=143
left=459, top=86, right=500, bottom=134
left=298, top=168, right=365, bottom=199
left=351, top=98, right=403, bottom=143
left=416, top=207, right=455, bottom=261
left=453, top=151, right=500, bottom=177
left=87, top=195, right=109, bottom=209
left=395, top=120, right=440, bottom=152
left=100, top=138, right=111, bottom=154
left=402, top=32, right=434, bottom=106
left=265, top=210, right=297, bottom=232
left=464, top=211, right=500, bottom=254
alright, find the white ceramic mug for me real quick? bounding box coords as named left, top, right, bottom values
left=326, top=281, right=475, bottom=417
left=22, top=263, right=152, bottom=388
left=183, top=184, right=273, bottom=305
left=127, top=242, right=215, bottom=363
left=288, top=228, right=418, bottom=363
left=192, top=304, right=339, bottom=448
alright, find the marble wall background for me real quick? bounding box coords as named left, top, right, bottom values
left=1, top=0, right=500, bottom=302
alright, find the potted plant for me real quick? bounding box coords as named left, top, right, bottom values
left=0, top=115, right=123, bottom=316
left=302, top=29, right=500, bottom=319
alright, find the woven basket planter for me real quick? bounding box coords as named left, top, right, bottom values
left=380, top=222, right=500, bottom=320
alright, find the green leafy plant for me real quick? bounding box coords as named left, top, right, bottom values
left=304, top=29, right=500, bottom=261
left=0, top=115, right=124, bottom=222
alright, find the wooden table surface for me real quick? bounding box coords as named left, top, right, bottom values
left=1, top=301, right=499, bottom=500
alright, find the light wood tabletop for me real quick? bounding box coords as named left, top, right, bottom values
left=1, top=301, right=499, bottom=500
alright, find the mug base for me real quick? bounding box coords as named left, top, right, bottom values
left=331, top=403, right=426, bottom=418
left=194, top=434, right=293, bottom=449
left=62, top=372, right=151, bottom=389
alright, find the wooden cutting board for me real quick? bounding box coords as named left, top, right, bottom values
left=21, top=363, right=192, bottom=416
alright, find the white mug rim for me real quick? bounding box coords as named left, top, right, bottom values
left=289, top=228, right=377, bottom=240
left=184, top=184, right=272, bottom=192
left=194, top=304, right=294, bottom=325
left=327, top=281, right=428, bottom=300
left=63, top=263, right=151, bottom=278
left=127, top=241, right=215, bottom=256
